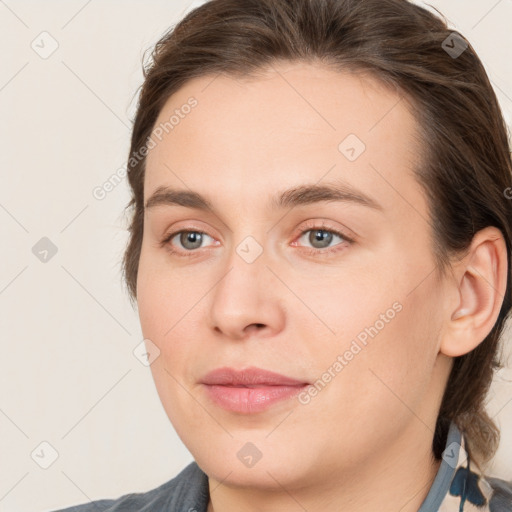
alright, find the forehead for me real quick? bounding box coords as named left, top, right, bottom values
left=144, top=61, right=424, bottom=217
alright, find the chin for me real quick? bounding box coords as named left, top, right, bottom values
left=197, top=454, right=302, bottom=490
left=187, top=433, right=319, bottom=491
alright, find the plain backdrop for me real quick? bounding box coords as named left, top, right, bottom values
left=0, top=1, right=511, bottom=510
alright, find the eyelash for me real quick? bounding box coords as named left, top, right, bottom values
left=159, top=221, right=354, bottom=259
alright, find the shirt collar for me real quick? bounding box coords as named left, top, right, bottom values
left=418, top=420, right=464, bottom=511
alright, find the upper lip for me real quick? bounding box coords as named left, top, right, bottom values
left=201, top=366, right=308, bottom=387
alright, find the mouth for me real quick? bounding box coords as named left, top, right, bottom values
left=200, top=366, right=309, bottom=414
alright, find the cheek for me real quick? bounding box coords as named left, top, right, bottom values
left=317, top=273, right=443, bottom=415
left=136, top=246, right=190, bottom=338
left=348, top=282, right=442, bottom=410
left=136, top=259, right=207, bottom=431
left=136, top=248, right=205, bottom=382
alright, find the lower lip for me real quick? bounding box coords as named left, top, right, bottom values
left=203, top=384, right=308, bottom=414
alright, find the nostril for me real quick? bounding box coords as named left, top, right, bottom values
left=243, top=323, right=266, bottom=336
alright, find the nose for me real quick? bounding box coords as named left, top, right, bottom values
left=207, top=248, right=286, bottom=342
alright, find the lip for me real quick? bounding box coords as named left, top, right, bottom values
left=201, top=366, right=309, bottom=414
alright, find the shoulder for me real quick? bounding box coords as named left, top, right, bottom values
left=47, top=461, right=209, bottom=512
left=482, top=474, right=512, bottom=511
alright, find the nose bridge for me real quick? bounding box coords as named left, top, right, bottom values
left=207, top=228, right=283, bottom=338
left=217, top=231, right=270, bottom=299
left=219, top=202, right=275, bottom=269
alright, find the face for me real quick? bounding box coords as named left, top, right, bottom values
left=136, top=61, right=452, bottom=490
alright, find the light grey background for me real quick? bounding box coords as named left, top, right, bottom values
left=0, top=1, right=511, bottom=511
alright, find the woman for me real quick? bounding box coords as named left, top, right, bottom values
left=53, top=0, right=512, bottom=510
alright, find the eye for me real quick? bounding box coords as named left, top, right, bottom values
left=294, top=223, right=354, bottom=255
left=161, top=230, right=215, bottom=255
left=160, top=222, right=354, bottom=258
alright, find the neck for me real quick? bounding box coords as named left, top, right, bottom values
left=206, top=421, right=441, bottom=512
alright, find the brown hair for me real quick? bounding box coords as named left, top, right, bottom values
left=122, top=0, right=512, bottom=472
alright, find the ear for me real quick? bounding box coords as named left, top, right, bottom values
left=441, top=226, right=508, bottom=358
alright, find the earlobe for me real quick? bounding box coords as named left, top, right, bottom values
left=441, top=226, right=508, bottom=358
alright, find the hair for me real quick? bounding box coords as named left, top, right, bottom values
left=121, top=0, right=512, bottom=472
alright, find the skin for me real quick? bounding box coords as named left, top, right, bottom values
left=136, top=61, right=508, bottom=512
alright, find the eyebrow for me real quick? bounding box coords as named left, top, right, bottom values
left=145, top=182, right=383, bottom=212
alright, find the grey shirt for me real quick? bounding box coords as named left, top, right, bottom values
left=50, top=462, right=210, bottom=512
